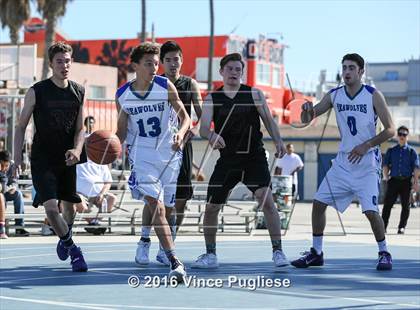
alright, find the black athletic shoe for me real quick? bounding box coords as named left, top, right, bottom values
left=291, top=247, right=324, bottom=268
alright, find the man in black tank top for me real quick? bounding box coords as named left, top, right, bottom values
left=136, top=41, right=203, bottom=266
left=13, top=42, right=88, bottom=272
left=191, top=53, right=289, bottom=269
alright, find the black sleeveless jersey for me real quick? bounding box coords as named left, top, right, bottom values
left=211, top=84, right=264, bottom=158
left=31, top=79, right=84, bottom=165
left=162, top=74, right=193, bottom=116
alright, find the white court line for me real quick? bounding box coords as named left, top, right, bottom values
left=4, top=284, right=416, bottom=309
left=0, top=273, right=109, bottom=285
left=0, top=296, right=116, bottom=310
left=0, top=244, right=137, bottom=252
left=0, top=295, right=277, bottom=310
left=231, top=286, right=420, bottom=309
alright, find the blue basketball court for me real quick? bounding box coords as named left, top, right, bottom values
left=1, top=238, right=419, bottom=310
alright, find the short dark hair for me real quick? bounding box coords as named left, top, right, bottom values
left=220, top=53, right=245, bottom=70
left=48, top=41, right=73, bottom=62
left=84, top=116, right=95, bottom=127
left=130, top=42, right=160, bottom=63
left=286, top=143, right=294, bottom=148
left=0, top=150, right=10, bottom=162
left=342, top=53, right=365, bottom=69
left=160, top=41, right=183, bottom=62
left=397, top=125, right=409, bottom=134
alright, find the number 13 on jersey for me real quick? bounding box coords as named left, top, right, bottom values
left=137, top=117, right=161, bottom=137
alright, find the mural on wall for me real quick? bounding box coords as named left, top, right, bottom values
left=71, top=42, right=90, bottom=63
left=95, top=40, right=133, bottom=85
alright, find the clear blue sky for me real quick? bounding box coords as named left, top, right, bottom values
left=1, top=0, right=419, bottom=90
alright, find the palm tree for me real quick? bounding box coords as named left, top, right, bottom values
left=207, top=0, right=214, bottom=91
left=0, top=0, right=31, bottom=44
left=36, top=0, right=72, bottom=79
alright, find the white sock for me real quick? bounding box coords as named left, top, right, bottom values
left=377, top=239, right=388, bottom=252
left=312, top=235, right=323, bottom=255
left=141, top=226, right=151, bottom=239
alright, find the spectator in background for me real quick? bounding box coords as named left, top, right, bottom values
left=75, top=159, right=116, bottom=234
left=274, top=143, right=304, bottom=199
left=84, top=115, right=95, bottom=134
left=75, top=116, right=116, bottom=235
left=0, top=151, right=29, bottom=236
left=382, top=126, right=419, bottom=234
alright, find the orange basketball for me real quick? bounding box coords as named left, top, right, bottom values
left=86, top=130, right=121, bottom=164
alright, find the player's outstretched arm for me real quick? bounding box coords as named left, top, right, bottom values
left=191, top=79, right=203, bottom=120
left=253, top=88, right=286, bottom=158
left=13, top=88, right=35, bottom=174
left=301, top=93, right=333, bottom=123
left=115, top=96, right=128, bottom=144
left=199, top=93, right=213, bottom=140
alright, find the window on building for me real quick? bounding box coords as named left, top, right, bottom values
left=89, top=85, right=106, bottom=98
left=195, top=57, right=223, bottom=82
left=257, top=63, right=271, bottom=85
left=385, top=71, right=399, bottom=81
left=272, top=67, right=281, bottom=88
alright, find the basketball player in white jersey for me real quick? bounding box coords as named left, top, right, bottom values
left=136, top=40, right=203, bottom=267
left=116, top=42, right=190, bottom=280
left=291, top=53, right=395, bottom=270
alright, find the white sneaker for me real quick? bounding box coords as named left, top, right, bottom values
left=273, top=250, right=289, bottom=267
left=191, top=253, right=219, bottom=269
left=40, top=224, right=53, bottom=236
left=135, top=240, right=150, bottom=265
left=169, top=260, right=186, bottom=282
left=156, top=248, right=170, bottom=266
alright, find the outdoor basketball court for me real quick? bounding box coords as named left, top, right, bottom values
left=1, top=204, right=419, bottom=310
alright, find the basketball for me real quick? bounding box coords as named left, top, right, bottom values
left=86, top=130, right=121, bottom=164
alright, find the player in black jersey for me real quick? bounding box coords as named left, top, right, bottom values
left=135, top=40, right=203, bottom=266
left=191, top=53, right=289, bottom=269
left=13, top=42, right=88, bottom=272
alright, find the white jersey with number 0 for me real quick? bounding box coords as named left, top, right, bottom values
left=330, top=84, right=377, bottom=154
left=314, top=84, right=382, bottom=213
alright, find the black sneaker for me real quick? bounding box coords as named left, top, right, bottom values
left=397, top=228, right=405, bottom=234
left=84, top=223, right=106, bottom=235
left=15, top=228, right=30, bottom=236
left=291, top=247, right=324, bottom=268
left=69, top=246, right=88, bottom=272
left=377, top=251, right=392, bottom=270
